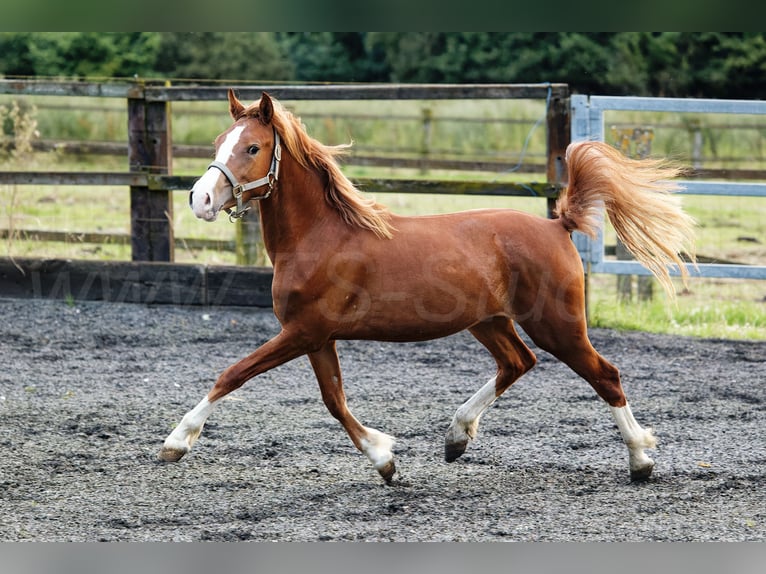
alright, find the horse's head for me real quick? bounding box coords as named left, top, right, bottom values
left=189, top=89, right=281, bottom=221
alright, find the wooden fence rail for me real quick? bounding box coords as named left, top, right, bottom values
left=8, top=139, right=766, bottom=180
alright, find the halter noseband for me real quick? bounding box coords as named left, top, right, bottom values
left=207, top=128, right=282, bottom=221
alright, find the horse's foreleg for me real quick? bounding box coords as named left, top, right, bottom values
left=158, top=329, right=306, bottom=462
left=158, top=395, right=216, bottom=462
left=308, top=341, right=396, bottom=482
left=445, top=318, right=536, bottom=462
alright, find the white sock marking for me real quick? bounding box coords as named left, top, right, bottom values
left=610, top=403, right=657, bottom=472
left=360, top=427, right=395, bottom=470
left=163, top=396, right=217, bottom=453
left=449, top=375, right=498, bottom=441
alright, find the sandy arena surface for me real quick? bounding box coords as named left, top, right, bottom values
left=1, top=298, right=763, bottom=541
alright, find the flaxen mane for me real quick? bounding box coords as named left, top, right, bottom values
left=244, top=99, right=394, bottom=239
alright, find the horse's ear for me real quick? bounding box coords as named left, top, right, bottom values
left=258, top=92, right=274, bottom=125
left=228, top=88, right=245, bottom=120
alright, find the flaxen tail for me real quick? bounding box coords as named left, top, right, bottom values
left=555, top=140, right=696, bottom=297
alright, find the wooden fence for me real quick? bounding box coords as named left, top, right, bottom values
left=0, top=80, right=570, bottom=260
left=0, top=79, right=569, bottom=305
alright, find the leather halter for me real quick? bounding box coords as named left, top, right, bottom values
left=207, top=128, right=282, bottom=221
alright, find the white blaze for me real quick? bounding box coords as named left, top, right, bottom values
left=190, top=125, right=245, bottom=220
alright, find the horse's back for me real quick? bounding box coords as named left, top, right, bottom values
left=389, top=208, right=577, bottom=272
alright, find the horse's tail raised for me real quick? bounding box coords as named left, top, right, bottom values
left=555, top=140, right=696, bottom=297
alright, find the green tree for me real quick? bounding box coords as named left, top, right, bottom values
left=277, top=32, right=388, bottom=82
left=0, top=32, right=161, bottom=78
left=368, top=32, right=615, bottom=88
left=154, top=33, right=293, bottom=81
left=0, top=32, right=63, bottom=77
left=719, top=33, right=766, bottom=99
left=3, top=32, right=766, bottom=100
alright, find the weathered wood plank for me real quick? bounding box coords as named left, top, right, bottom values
left=0, top=258, right=204, bottom=304
left=20, top=138, right=552, bottom=172
left=15, top=141, right=766, bottom=181
left=0, top=79, right=135, bottom=98
left=144, top=83, right=570, bottom=102
left=5, top=167, right=761, bottom=192
left=149, top=175, right=562, bottom=197
left=546, top=94, right=571, bottom=216
left=128, top=95, right=174, bottom=262
left=206, top=265, right=274, bottom=307
left=0, top=172, right=562, bottom=199
left=345, top=155, right=546, bottom=174
left=0, top=171, right=146, bottom=186
left=1, top=79, right=569, bottom=103
left=356, top=178, right=562, bottom=198
left=0, top=228, right=235, bottom=251
left=23, top=140, right=238, bottom=160
left=0, top=257, right=274, bottom=307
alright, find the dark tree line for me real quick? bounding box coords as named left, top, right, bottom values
left=2, top=32, right=765, bottom=99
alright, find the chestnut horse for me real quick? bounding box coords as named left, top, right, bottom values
left=160, top=90, right=696, bottom=482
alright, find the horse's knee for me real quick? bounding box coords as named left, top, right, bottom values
left=208, top=366, right=246, bottom=402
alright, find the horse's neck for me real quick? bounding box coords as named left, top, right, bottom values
left=258, top=159, right=340, bottom=262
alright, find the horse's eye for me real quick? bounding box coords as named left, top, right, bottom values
left=247, top=145, right=259, bottom=155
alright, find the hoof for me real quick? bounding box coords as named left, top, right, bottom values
left=158, top=445, right=188, bottom=462
left=630, top=463, right=654, bottom=482
left=377, top=460, right=396, bottom=484
left=444, top=439, right=468, bottom=463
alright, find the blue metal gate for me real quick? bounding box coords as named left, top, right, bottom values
left=570, top=94, right=766, bottom=281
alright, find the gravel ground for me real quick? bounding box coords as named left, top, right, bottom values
left=0, top=297, right=763, bottom=541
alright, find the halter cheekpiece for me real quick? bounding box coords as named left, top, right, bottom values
left=207, top=128, right=282, bottom=221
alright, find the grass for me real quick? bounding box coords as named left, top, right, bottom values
left=589, top=275, right=766, bottom=340
left=1, top=94, right=765, bottom=340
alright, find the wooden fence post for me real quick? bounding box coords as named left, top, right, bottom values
left=420, top=107, right=433, bottom=174
left=128, top=83, right=174, bottom=262
left=546, top=93, right=586, bottom=316
left=546, top=92, right=570, bottom=219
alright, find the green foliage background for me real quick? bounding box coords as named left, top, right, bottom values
left=2, top=32, right=766, bottom=98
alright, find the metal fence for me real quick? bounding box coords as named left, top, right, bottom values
left=571, top=94, right=766, bottom=281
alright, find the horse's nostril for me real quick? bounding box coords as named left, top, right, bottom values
left=188, top=190, right=194, bottom=207
left=204, top=192, right=212, bottom=206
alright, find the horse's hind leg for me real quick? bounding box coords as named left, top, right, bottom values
left=445, top=316, right=536, bottom=463
left=308, top=341, right=396, bottom=482
left=518, top=313, right=657, bottom=481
